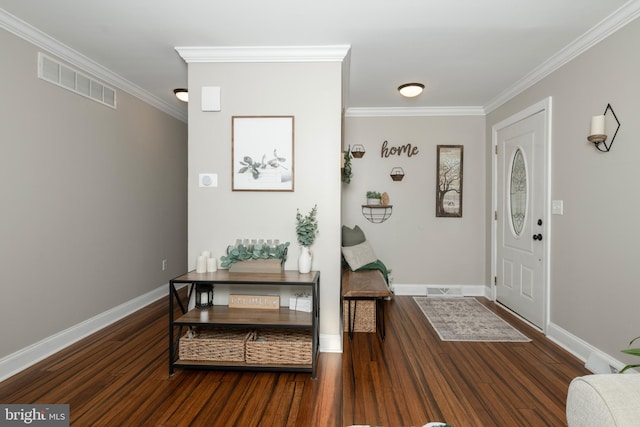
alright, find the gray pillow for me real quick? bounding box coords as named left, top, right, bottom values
left=342, top=240, right=377, bottom=270
left=341, top=225, right=366, bottom=247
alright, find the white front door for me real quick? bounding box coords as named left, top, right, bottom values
left=494, top=99, right=550, bottom=330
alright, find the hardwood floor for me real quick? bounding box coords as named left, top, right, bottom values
left=343, top=297, right=589, bottom=426
left=0, top=294, right=589, bottom=426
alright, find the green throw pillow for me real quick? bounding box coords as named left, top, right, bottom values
left=341, top=225, right=366, bottom=247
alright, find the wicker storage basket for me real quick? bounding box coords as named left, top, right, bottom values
left=179, top=327, right=253, bottom=362
left=343, top=300, right=376, bottom=333
left=246, top=328, right=312, bottom=365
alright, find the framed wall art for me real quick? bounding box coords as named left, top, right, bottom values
left=436, top=145, right=463, bottom=217
left=232, top=116, right=294, bottom=191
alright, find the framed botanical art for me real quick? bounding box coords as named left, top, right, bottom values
left=436, top=145, right=463, bottom=217
left=232, top=116, right=294, bottom=191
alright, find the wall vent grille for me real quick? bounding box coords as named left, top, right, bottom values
left=37, top=52, right=116, bottom=109
left=426, top=287, right=463, bottom=297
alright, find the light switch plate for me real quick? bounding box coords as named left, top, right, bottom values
left=199, top=173, right=218, bottom=188
left=552, top=200, right=564, bottom=215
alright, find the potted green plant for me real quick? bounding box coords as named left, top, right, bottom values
left=620, top=336, right=640, bottom=373
left=366, top=191, right=382, bottom=205
left=295, top=205, right=318, bottom=273
left=220, top=241, right=290, bottom=271
left=342, top=150, right=353, bottom=184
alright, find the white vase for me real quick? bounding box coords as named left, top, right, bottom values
left=298, top=246, right=312, bottom=273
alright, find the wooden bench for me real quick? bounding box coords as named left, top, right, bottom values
left=341, top=268, right=392, bottom=340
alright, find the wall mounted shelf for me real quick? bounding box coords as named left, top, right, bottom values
left=362, top=205, right=393, bottom=223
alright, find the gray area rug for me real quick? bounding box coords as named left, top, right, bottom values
left=413, top=297, right=531, bottom=342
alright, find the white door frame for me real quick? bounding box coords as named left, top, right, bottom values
left=491, top=97, right=552, bottom=333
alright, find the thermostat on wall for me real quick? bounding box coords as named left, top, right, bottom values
left=199, top=173, right=218, bottom=188
left=201, top=87, right=221, bottom=112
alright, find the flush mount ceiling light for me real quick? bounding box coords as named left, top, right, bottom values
left=398, top=83, right=425, bottom=98
left=173, top=88, right=188, bottom=102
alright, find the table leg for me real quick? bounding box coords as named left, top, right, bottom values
left=169, top=282, right=175, bottom=376
left=347, top=299, right=358, bottom=340
left=377, top=298, right=386, bottom=340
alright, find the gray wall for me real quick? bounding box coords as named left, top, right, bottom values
left=343, top=116, right=486, bottom=287
left=4, top=7, right=638, bottom=370
left=185, top=61, right=344, bottom=346
left=486, top=17, right=640, bottom=364
left=0, top=29, right=188, bottom=358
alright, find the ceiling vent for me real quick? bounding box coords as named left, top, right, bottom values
left=37, top=52, right=116, bottom=109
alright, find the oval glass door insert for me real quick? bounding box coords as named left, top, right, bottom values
left=509, top=148, right=527, bottom=236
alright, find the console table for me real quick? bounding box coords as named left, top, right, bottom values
left=169, top=270, right=320, bottom=378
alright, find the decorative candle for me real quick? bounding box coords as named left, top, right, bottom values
left=196, top=255, right=207, bottom=273
left=206, top=257, right=217, bottom=272
left=201, top=250, right=211, bottom=258
left=590, top=115, right=605, bottom=136
left=200, top=293, right=208, bottom=305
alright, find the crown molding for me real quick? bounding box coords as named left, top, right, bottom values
left=484, top=0, right=640, bottom=113
left=0, top=9, right=187, bottom=122
left=175, top=45, right=351, bottom=63
left=345, top=106, right=485, bottom=117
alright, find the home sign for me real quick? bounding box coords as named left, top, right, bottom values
left=380, top=140, right=419, bottom=158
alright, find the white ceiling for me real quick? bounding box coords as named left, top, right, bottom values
left=0, top=0, right=637, bottom=121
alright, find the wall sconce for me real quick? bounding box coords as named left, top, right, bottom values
left=351, top=144, right=366, bottom=158
left=195, top=283, right=213, bottom=308
left=390, top=167, right=405, bottom=181
left=588, top=103, right=620, bottom=152
left=173, top=88, right=189, bottom=103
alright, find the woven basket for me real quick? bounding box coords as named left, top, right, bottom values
left=343, top=300, right=376, bottom=333
left=246, top=329, right=312, bottom=365
left=179, top=327, right=253, bottom=362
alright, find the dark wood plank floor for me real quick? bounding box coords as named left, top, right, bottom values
left=0, top=294, right=589, bottom=426
left=343, top=297, right=590, bottom=426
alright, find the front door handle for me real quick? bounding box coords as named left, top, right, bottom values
left=533, top=233, right=542, bottom=241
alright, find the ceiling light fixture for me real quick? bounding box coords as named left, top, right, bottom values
left=173, top=88, right=188, bottom=102
left=398, top=83, right=425, bottom=98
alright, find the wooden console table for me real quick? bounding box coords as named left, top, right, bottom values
left=169, top=270, right=320, bottom=378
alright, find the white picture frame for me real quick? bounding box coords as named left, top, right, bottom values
left=232, top=116, right=294, bottom=191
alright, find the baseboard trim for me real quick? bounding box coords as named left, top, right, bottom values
left=320, top=333, right=342, bottom=353
left=546, top=322, right=626, bottom=374
left=0, top=283, right=175, bottom=382
left=392, top=283, right=490, bottom=298
left=13, top=282, right=618, bottom=381
left=1, top=283, right=343, bottom=381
